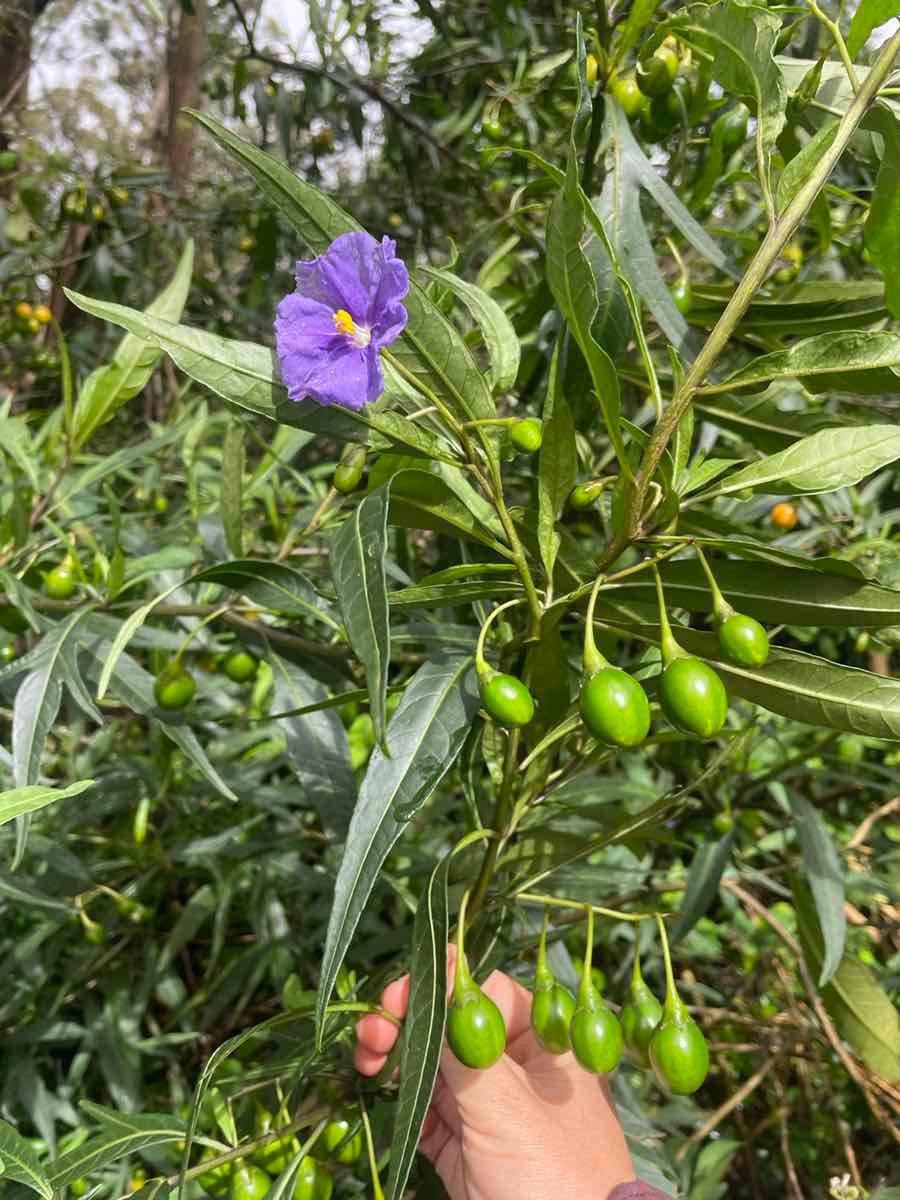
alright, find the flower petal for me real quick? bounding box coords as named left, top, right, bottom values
left=291, top=340, right=384, bottom=411
left=274, top=292, right=338, bottom=355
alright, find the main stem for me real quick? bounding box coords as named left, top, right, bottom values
left=599, top=27, right=900, bottom=571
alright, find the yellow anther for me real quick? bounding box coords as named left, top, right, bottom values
left=333, top=308, right=356, bottom=336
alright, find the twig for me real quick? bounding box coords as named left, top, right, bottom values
left=847, top=795, right=900, bottom=849
left=775, top=1078, right=805, bottom=1200
left=675, top=1057, right=778, bottom=1162
left=724, top=880, right=900, bottom=1146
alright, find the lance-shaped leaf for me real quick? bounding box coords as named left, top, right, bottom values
left=793, top=880, right=900, bottom=1082
left=537, top=339, right=576, bottom=584
left=64, top=292, right=459, bottom=463
left=788, top=793, right=845, bottom=986
left=670, top=833, right=734, bottom=943
left=316, top=655, right=480, bottom=1037
left=73, top=240, right=194, bottom=447
left=331, top=487, right=391, bottom=752
left=420, top=266, right=520, bottom=393
left=606, top=556, right=900, bottom=626
left=186, top=110, right=495, bottom=424
left=848, top=0, right=900, bottom=58
left=0, top=1119, right=54, bottom=1199
left=704, top=331, right=900, bottom=396
left=0, top=780, right=95, bottom=828
left=707, top=424, right=900, bottom=498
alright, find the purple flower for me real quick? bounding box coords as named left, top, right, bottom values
left=275, top=231, right=409, bottom=411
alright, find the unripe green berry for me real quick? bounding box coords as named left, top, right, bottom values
left=480, top=673, right=535, bottom=728
left=509, top=418, right=543, bottom=454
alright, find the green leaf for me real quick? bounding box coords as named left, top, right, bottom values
left=694, top=386, right=859, bottom=454
left=421, top=266, right=520, bottom=394
left=793, top=879, right=900, bottom=1082
left=0, top=1120, right=53, bottom=1199
left=222, top=420, right=245, bottom=559
left=386, top=833, right=487, bottom=1200
left=192, top=560, right=338, bottom=629
left=787, top=793, right=845, bottom=986
left=691, top=280, right=889, bottom=341
left=47, top=1118, right=186, bottom=1188
left=73, top=240, right=194, bottom=447
left=706, top=331, right=900, bottom=396
left=670, top=833, right=734, bottom=943
left=0, top=780, right=95, bottom=828
left=708, top=424, right=900, bottom=498
left=331, top=487, right=391, bottom=752
left=389, top=578, right=522, bottom=611
left=188, top=110, right=495, bottom=425
left=847, top=0, right=900, bottom=57
left=611, top=0, right=662, bottom=68
left=316, top=655, right=480, bottom=1038
left=656, top=0, right=786, bottom=178
left=13, top=610, right=93, bottom=788
left=546, top=167, right=626, bottom=467
left=776, top=120, right=839, bottom=212
left=863, top=105, right=900, bottom=319
left=608, top=557, right=898, bottom=627
left=272, top=658, right=356, bottom=838
left=537, top=339, right=576, bottom=584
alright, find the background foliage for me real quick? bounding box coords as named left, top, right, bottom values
left=2, top=1, right=900, bottom=1198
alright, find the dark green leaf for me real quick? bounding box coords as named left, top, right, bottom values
left=331, top=488, right=391, bottom=751
left=847, top=0, right=900, bottom=57
left=863, top=105, right=900, bottom=319
left=420, top=267, right=520, bottom=394
left=787, top=793, right=845, bottom=986
left=707, top=332, right=900, bottom=397
left=221, top=421, right=245, bottom=559
left=0, top=1118, right=54, bottom=1198
left=793, top=880, right=900, bottom=1082
left=670, top=833, right=734, bottom=943
left=316, top=656, right=479, bottom=1036
left=537, top=340, right=576, bottom=583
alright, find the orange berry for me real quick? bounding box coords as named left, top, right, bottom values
left=33, top=304, right=52, bottom=324
left=770, top=502, right=798, bottom=530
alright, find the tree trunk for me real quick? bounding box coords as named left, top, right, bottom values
left=0, top=0, right=56, bottom=144
left=166, top=0, right=207, bottom=190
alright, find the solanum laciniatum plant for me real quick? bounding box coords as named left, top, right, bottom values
left=2, top=1, right=899, bottom=1197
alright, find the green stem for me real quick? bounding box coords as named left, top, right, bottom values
left=807, top=0, right=859, bottom=93
left=462, top=417, right=520, bottom=429
left=583, top=573, right=610, bottom=676
left=466, top=724, right=522, bottom=922
left=359, top=1102, right=384, bottom=1200
left=655, top=912, right=678, bottom=1016
left=516, top=891, right=654, bottom=922
left=617, top=28, right=900, bottom=554
left=173, top=604, right=231, bottom=666
left=475, top=597, right=526, bottom=683
left=579, top=904, right=595, bottom=1005
left=695, top=545, right=733, bottom=625
left=652, top=563, right=681, bottom=665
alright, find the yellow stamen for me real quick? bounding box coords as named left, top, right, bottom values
left=333, top=308, right=371, bottom=348
left=333, top=308, right=356, bottom=336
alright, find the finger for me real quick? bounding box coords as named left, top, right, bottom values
left=356, top=1013, right=399, bottom=1055
left=382, top=975, right=411, bottom=1018
left=419, top=1109, right=453, bottom=1164
left=353, top=1044, right=386, bottom=1076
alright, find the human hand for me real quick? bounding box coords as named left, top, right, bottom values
left=355, top=946, right=635, bottom=1200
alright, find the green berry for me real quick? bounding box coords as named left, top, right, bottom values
left=712, top=811, right=735, bottom=835
left=580, top=668, right=651, bottom=748
left=253, top=1109, right=297, bottom=1173
left=333, top=445, right=367, bottom=494
left=447, top=985, right=506, bottom=1069
left=610, top=75, right=644, bottom=118
left=719, top=103, right=749, bottom=154
left=229, top=1165, right=271, bottom=1200
left=531, top=981, right=576, bottom=1055
left=44, top=564, right=77, bottom=600
left=509, top=418, right=543, bottom=454
left=319, top=1116, right=362, bottom=1164
left=569, top=481, right=605, bottom=510
left=197, top=1149, right=236, bottom=1197
left=291, top=1158, right=331, bottom=1200
left=649, top=1006, right=709, bottom=1095
left=480, top=673, right=535, bottom=728
left=635, top=48, right=678, bottom=98
left=621, top=977, right=663, bottom=1068
left=570, top=1000, right=623, bottom=1074
left=0, top=640, right=16, bottom=664
left=223, top=649, right=258, bottom=683
left=154, top=665, right=196, bottom=710
left=671, top=277, right=692, bottom=316
left=718, top=613, right=769, bottom=667
left=659, top=657, right=727, bottom=738
left=836, top=734, right=865, bottom=765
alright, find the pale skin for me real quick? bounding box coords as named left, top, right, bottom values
left=354, top=947, right=636, bottom=1200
